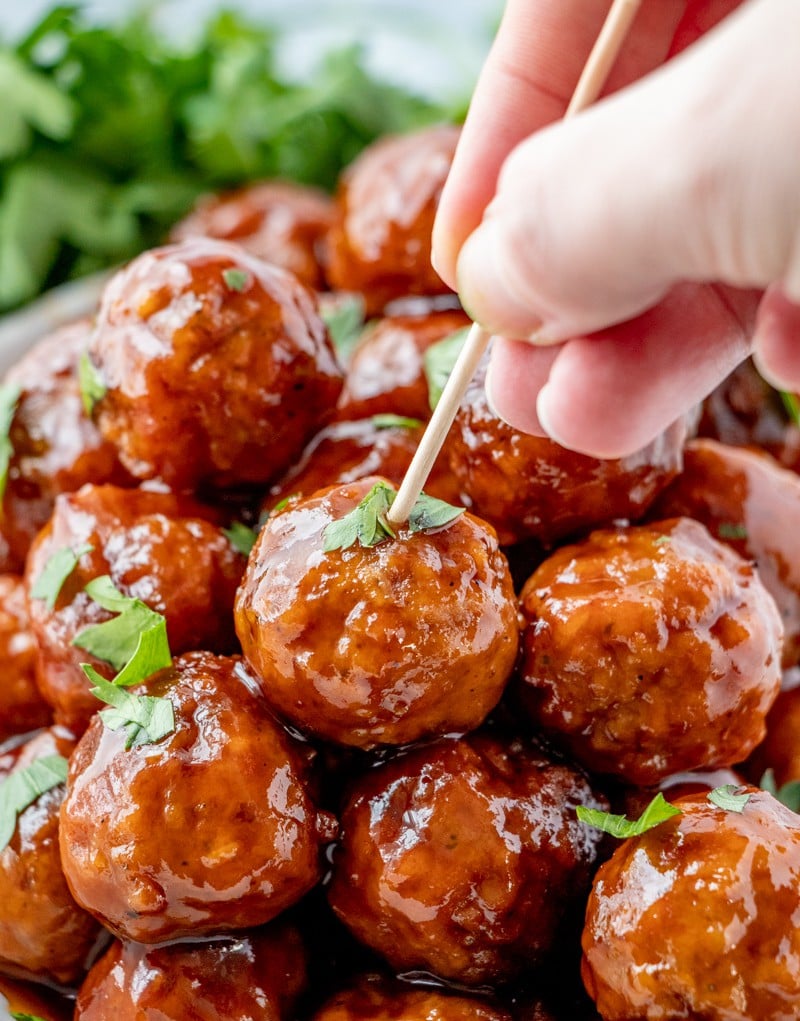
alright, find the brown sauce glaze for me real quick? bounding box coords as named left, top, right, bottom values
left=0, top=575, right=51, bottom=741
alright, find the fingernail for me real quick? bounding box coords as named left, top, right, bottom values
left=752, top=350, right=800, bottom=393
left=528, top=324, right=567, bottom=346
left=484, top=358, right=509, bottom=424
left=535, top=385, right=567, bottom=448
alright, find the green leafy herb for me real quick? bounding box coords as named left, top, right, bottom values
left=0, top=383, right=20, bottom=504
left=576, top=793, right=682, bottom=839
left=12, top=1012, right=48, bottom=1021
left=0, top=9, right=465, bottom=311
left=323, top=480, right=396, bottom=551
left=408, top=492, right=464, bottom=532
left=654, top=535, right=671, bottom=547
left=78, top=351, right=107, bottom=416
left=222, top=267, right=249, bottom=292
left=0, top=754, right=68, bottom=851
left=781, top=391, right=800, bottom=426
left=30, top=542, right=94, bottom=609
left=320, top=294, right=366, bottom=363
left=371, top=414, right=424, bottom=430
left=424, top=327, right=470, bottom=410
left=717, top=522, right=748, bottom=541
left=84, top=668, right=175, bottom=750
left=223, top=521, right=258, bottom=556
left=707, top=784, right=750, bottom=814
left=73, top=576, right=171, bottom=678
left=760, top=768, right=800, bottom=813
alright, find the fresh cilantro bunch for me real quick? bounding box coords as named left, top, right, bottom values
left=0, top=5, right=464, bottom=311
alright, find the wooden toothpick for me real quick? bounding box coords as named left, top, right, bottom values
left=386, top=0, right=642, bottom=527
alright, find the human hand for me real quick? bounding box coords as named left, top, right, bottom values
left=432, top=0, right=800, bottom=458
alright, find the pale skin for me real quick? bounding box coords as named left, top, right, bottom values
left=432, top=0, right=800, bottom=459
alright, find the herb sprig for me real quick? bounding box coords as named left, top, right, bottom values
left=423, top=327, right=470, bottom=410
left=761, top=769, right=800, bottom=813
left=223, top=521, right=259, bottom=556
left=0, top=754, right=68, bottom=851
left=0, top=383, right=20, bottom=504
left=31, top=543, right=94, bottom=609
left=78, top=352, right=106, bottom=416
left=576, top=793, right=682, bottom=839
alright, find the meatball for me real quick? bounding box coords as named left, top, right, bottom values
left=447, top=359, right=686, bottom=546
left=170, top=180, right=334, bottom=288
left=651, top=438, right=800, bottom=665
left=581, top=789, right=800, bottom=1020
left=0, top=727, right=102, bottom=986
left=0, top=575, right=51, bottom=741
left=87, top=238, right=343, bottom=490
left=326, top=126, right=459, bottom=313
left=518, top=517, right=783, bottom=785
left=0, top=975, right=72, bottom=1020
left=60, top=652, right=335, bottom=943
left=263, top=418, right=460, bottom=515
left=312, top=975, right=511, bottom=1021
left=25, top=484, right=245, bottom=734
left=75, top=922, right=307, bottom=1019
left=337, top=309, right=470, bottom=422
left=236, top=477, right=518, bottom=748
left=0, top=319, right=129, bottom=572
left=328, top=733, right=606, bottom=985
left=699, top=357, right=800, bottom=473
left=746, top=685, right=800, bottom=787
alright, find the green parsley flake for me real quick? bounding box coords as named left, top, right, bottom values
left=407, top=492, right=464, bottom=533
left=717, top=522, right=748, bottom=541
left=781, top=391, right=800, bottom=427
left=371, top=414, right=424, bottom=431
left=707, top=784, right=751, bottom=814
left=0, top=754, right=68, bottom=851
left=78, top=351, right=106, bottom=416
left=223, top=521, right=258, bottom=556
left=30, top=543, right=93, bottom=609
left=761, top=768, right=800, bottom=813
left=222, top=267, right=249, bottom=292
left=12, top=1013, right=49, bottom=1021
left=576, top=793, right=682, bottom=839
left=653, top=535, right=671, bottom=547
left=423, top=327, right=470, bottom=410
left=84, top=668, right=175, bottom=749
left=320, top=294, right=366, bottom=364
left=73, top=576, right=171, bottom=676
left=0, top=383, right=20, bottom=505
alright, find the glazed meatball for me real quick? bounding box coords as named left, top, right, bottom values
left=518, top=517, right=783, bottom=785
left=0, top=575, right=51, bottom=741
left=581, top=789, right=800, bottom=1019
left=337, top=309, right=470, bottom=421
left=447, top=359, right=686, bottom=546
left=170, top=180, right=334, bottom=288
left=0, top=727, right=102, bottom=986
left=0, top=319, right=129, bottom=572
left=312, top=975, right=511, bottom=1021
left=60, top=652, right=335, bottom=943
left=651, top=438, right=800, bottom=665
left=87, top=238, right=343, bottom=490
left=75, top=921, right=307, bottom=1019
left=699, top=357, right=800, bottom=473
left=746, top=685, right=800, bottom=787
left=25, top=484, right=245, bottom=734
left=328, top=733, right=606, bottom=985
left=0, top=974, right=72, bottom=1020
left=236, top=477, right=518, bottom=748
left=263, top=418, right=460, bottom=515
left=326, top=125, right=459, bottom=313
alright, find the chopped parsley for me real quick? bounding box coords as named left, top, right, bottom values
left=576, top=793, right=682, bottom=839
left=0, top=383, right=20, bottom=504
left=320, top=294, right=366, bottom=363
left=761, top=768, right=800, bottom=813
left=371, top=414, right=424, bottom=430
left=78, top=351, right=106, bottom=416
left=781, top=391, right=800, bottom=427
left=707, top=784, right=750, bottom=813
left=717, top=522, right=748, bottom=541
left=30, top=543, right=93, bottom=609
left=423, top=327, right=469, bottom=410
left=222, top=267, right=249, bottom=292
left=0, top=754, right=68, bottom=851
left=84, top=669, right=175, bottom=750
left=223, top=521, right=258, bottom=556
left=407, top=492, right=464, bottom=532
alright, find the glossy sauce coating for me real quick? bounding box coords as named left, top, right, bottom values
left=25, top=484, right=245, bottom=734
left=518, top=517, right=783, bottom=784
left=312, top=974, right=512, bottom=1021
left=746, top=685, right=800, bottom=788
left=0, top=727, right=102, bottom=987
left=60, top=652, right=335, bottom=943
left=447, top=361, right=686, bottom=546
left=326, top=126, right=459, bottom=313
left=0, top=574, right=51, bottom=741
left=89, top=238, right=343, bottom=490
left=337, top=309, right=470, bottom=422
left=263, top=418, right=460, bottom=515
left=236, top=477, right=518, bottom=748
left=581, top=789, right=800, bottom=1020
left=75, top=922, right=307, bottom=1020
left=0, top=319, right=130, bottom=572
left=170, top=180, right=334, bottom=288
left=328, top=733, right=606, bottom=985
left=651, top=438, right=800, bottom=665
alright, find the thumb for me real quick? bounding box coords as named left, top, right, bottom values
left=456, top=0, right=800, bottom=344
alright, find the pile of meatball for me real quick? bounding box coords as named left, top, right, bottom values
left=1, top=123, right=800, bottom=1021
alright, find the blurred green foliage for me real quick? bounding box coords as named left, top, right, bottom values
left=0, top=5, right=464, bottom=311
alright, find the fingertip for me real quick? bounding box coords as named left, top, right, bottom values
left=752, top=283, right=800, bottom=391
left=485, top=338, right=557, bottom=436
